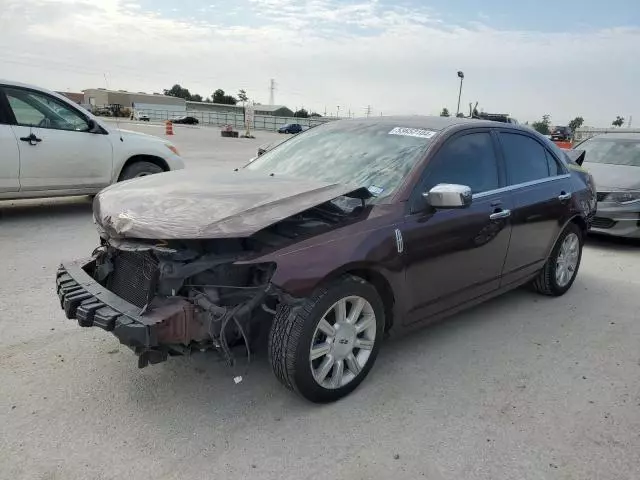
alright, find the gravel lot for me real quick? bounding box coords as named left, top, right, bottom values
left=1, top=123, right=639, bottom=480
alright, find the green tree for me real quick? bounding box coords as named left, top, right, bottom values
left=238, top=89, right=248, bottom=104
left=440, top=107, right=450, bottom=117
left=294, top=108, right=309, bottom=118
left=568, top=116, right=584, bottom=132
left=212, top=89, right=225, bottom=103
left=309, top=112, right=322, bottom=117
left=612, top=116, right=625, bottom=127
left=212, top=89, right=237, bottom=105
left=532, top=114, right=551, bottom=135
left=191, top=94, right=203, bottom=102
left=163, top=84, right=192, bottom=100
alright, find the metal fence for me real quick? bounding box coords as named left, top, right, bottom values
left=92, top=106, right=338, bottom=132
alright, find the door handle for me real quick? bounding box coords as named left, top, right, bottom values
left=19, top=133, right=42, bottom=146
left=558, top=192, right=572, bottom=201
left=489, top=209, right=511, bottom=220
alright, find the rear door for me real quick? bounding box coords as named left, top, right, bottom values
left=403, top=129, right=514, bottom=324
left=496, top=130, right=574, bottom=285
left=2, top=86, right=113, bottom=192
left=0, top=92, right=20, bottom=193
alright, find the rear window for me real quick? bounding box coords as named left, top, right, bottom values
left=579, top=137, right=640, bottom=167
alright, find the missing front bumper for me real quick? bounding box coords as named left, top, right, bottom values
left=56, top=260, right=208, bottom=366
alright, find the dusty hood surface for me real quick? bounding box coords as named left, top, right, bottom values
left=583, top=162, right=640, bottom=191
left=94, top=168, right=368, bottom=239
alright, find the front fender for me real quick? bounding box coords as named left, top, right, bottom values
left=111, top=138, right=184, bottom=182
left=245, top=221, right=405, bottom=300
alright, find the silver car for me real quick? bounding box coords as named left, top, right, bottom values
left=578, top=133, right=640, bottom=238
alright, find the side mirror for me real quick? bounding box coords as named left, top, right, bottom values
left=87, top=119, right=97, bottom=132
left=423, top=184, right=472, bottom=209
left=563, top=149, right=585, bottom=166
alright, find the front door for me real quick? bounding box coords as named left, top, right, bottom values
left=0, top=125, right=20, bottom=193
left=496, top=131, right=575, bottom=285
left=2, top=86, right=113, bottom=192
left=403, top=130, right=513, bottom=324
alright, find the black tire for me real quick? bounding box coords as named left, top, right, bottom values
left=532, top=222, right=583, bottom=296
left=268, top=275, right=385, bottom=403
left=118, top=161, right=163, bottom=181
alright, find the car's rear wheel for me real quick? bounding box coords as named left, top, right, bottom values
left=532, top=222, right=583, bottom=296
left=268, top=275, right=385, bottom=403
left=118, top=161, right=163, bottom=181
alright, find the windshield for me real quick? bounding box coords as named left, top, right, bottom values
left=246, top=122, right=435, bottom=198
left=580, top=137, right=640, bottom=167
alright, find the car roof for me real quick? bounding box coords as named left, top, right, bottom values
left=0, top=79, right=69, bottom=100
left=589, top=132, right=640, bottom=140
left=0, top=78, right=105, bottom=125
left=330, top=115, right=527, bottom=132
left=0, top=79, right=45, bottom=90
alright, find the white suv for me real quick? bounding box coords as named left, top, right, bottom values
left=0, top=80, right=184, bottom=200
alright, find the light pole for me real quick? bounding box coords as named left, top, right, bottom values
left=337, top=106, right=340, bottom=118
left=456, top=71, right=464, bottom=117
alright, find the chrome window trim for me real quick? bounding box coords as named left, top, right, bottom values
left=472, top=174, right=571, bottom=199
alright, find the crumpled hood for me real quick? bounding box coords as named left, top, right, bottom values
left=583, top=162, right=640, bottom=191
left=94, top=168, right=368, bottom=239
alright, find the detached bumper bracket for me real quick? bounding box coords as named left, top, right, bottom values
left=56, top=261, right=155, bottom=347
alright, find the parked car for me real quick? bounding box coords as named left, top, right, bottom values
left=137, top=113, right=150, bottom=122
left=0, top=80, right=184, bottom=200
left=551, top=126, right=572, bottom=142
left=56, top=116, right=595, bottom=403
left=171, top=115, right=199, bottom=125
left=278, top=123, right=303, bottom=134
left=576, top=133, right=640, bottom=238
left=94, top=107, right=112, bottom=117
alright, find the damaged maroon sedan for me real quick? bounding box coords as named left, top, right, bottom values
left=56, top=117, right=596, bottom=402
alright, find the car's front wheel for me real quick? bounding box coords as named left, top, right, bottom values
left=269, top=275, right=385, bottom=403
left=532, top=222, right=583, bottom=296
left=118, top=161, right=164, bottom=181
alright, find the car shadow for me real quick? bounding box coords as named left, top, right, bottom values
left=0, top=196, right=93, bottom=221
left=117, top=281, right=583, bottom=421
left=586, top=233, right=640, bottom=251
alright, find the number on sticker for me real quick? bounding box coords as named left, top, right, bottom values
left=388, top=127, right=436, bottom=139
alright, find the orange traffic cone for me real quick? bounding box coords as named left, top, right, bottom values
left=165, top=120, right=174, bottom=135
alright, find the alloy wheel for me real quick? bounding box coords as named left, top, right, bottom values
left=309, top=296, right=377, bottom=389
left=556, top=232, right=580, bottom=287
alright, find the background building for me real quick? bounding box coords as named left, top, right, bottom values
left=186, top=101, right=293, bottom=117
left=82, top=88, right=186, bottom=115
left=56, top=91, right=84, bottom=104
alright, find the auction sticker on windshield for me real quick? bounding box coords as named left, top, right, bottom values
left=389, top=127, right=437, bottom=139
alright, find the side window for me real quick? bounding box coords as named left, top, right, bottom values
left=500, top=133, right=551, bottom=185
left=421, top=132, right=499, bottom=194
left=5, top=87, right=89, bottom=132
left=545, top=150, right=563, bottom=176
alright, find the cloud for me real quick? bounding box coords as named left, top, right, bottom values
left=2, top=0, right=639, bottom=125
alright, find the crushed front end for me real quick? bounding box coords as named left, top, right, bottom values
left=56, top=167, right=371, bottom=370
left=57, top=237, right=278, bottom=368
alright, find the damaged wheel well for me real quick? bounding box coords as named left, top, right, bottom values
left=345, top=268, right=395, bottom=331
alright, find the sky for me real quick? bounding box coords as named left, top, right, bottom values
left=2, top=0, right=640, bottom=126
